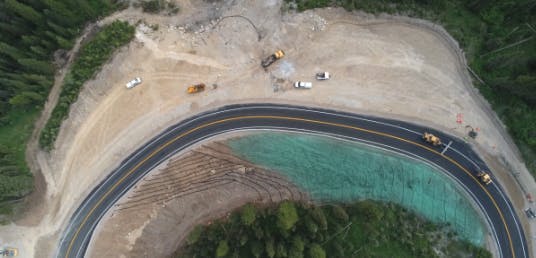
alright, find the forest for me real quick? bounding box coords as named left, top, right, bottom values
left=177, top=200, right=491, bottom=258
left=286, top=0, right=536, bottom=175
left=0, top=0, right=124, bottom=220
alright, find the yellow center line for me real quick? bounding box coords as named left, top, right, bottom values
left=64, top=115, right=515, bottom=258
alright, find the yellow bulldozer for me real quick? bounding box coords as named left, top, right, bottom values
left=422, top=132, right=442, bottom=146
left=187, top=83, right=206, bottom=94
left=261, top=50, right=285, bottom=68
left=477, top=171, right=492, bottom=185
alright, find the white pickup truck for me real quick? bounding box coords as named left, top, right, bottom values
left=294, top=81, right=312, bottom=89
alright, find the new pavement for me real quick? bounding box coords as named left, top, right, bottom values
left=56, top=104, right=528, bottom=258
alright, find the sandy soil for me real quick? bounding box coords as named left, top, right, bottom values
left=87, top=139, right=308, bottom=258
left=0, top=0, right=534, bottom=257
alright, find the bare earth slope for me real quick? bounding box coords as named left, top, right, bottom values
left=87, top=140, right=308, bottom=257
left=0, top=1, right=534, bottom=257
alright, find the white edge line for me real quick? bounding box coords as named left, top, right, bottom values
left=78, top=127, right=502, bottom=258
left=63, top=105, right=524, bottom=257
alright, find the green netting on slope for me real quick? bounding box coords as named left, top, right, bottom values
left=227, top=132, right=486, bottom=246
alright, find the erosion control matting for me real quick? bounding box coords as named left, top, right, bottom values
left=228, top=132, right=486, bottom=245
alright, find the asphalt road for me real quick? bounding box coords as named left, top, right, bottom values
left=56, top=104, right=528, bottom=258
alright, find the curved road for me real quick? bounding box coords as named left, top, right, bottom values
left=56, top=104, right=528, bottom=258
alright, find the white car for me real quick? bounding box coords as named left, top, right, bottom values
left=294, top=81, right=312, bottom=89
left=126, top=77, right=142, bottom=89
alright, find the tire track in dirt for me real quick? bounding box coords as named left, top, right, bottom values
left=115, top=146, right=305, bottom=211
left=20, top=22, right=101, bottom=226
left=89, top=141, right=308, bottom=257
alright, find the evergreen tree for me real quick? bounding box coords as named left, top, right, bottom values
left=16, top=58, right=54, bottom=75
left=277, top=201, right=298, bottom=231
left=265, top=239, right=276, bottom=258
left=241, top=203, right=256, bottom=226
left=42, top=0, right=77, bottom=26
left=250, top=240, right=264, bottom=258
left=9, top=91, right=43, bottom=106
left=4, top=0, right=43, bottom=25
left=0, top=22, right=23, bottom=39
left=30, top=46, right=48, bottom=59
left=310, top=207, right=327, bottom=231
left=215, top=240, right=229, bottom=257
left=0, top=41, right=26, bottom=60
left=288, top=236, right=305, bottom=258
left=331, top=205, right=349, bottom=222
left=307, top=243, right=325, bottom=258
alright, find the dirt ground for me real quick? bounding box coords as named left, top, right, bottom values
left=0, top=0, right=534, bottom=257
left=87, top=139, right=308, bottom=257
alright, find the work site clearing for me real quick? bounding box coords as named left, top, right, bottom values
left=1, top=0, right=534, bottom=257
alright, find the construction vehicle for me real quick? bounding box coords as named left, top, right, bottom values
left=466, top=125, right=478, bottom=139
left=261, top=50, right=285, bottom=68
left=525, top=208, right=536, bottom=219
left=422, top=132, right=442, bottom=146
left=187, top=83, right=206, bottom=94
left=477, top=171, right=492, bottom=185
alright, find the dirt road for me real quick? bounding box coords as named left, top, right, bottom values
left=1, top=1, right=533, bottom=257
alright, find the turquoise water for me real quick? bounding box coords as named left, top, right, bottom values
left=227, top=132, right=486, bottom=245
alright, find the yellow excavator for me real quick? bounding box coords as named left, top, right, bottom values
left=422, top=132, right=442, bottom=146
left=477, top=171, right=492, bottom=185
left=187, top=83, right=206, bottom=94
left=261, top=50, right=285, bottom=68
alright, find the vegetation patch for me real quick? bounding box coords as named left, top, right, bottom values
left=284, top=0, right=536, bottom=175
left=138, top=0, right=179, bottom=15
left=176, top=200, right=490, bottom=258
left=0, top=144, right=33, bottom=224
left=39, top=21, right=135, bottom=150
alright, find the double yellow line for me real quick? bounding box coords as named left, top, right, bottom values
left=65, top=115, right=515, bottom=258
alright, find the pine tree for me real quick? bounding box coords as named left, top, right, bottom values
left=0, top=78, right=28, bottom=91
left=241, top=203, right=257, bottom=226
left=21, top=73, right=52, bottom=89
left=17, top=58, right=54, bottom=75
left=42, top=0, right=77, bottom=26
left=9, top=91, right=43, bottom=106
left=277, top=201, right=299, bottom=231
left=21, top=35, right=41, bottom=48
left=4, top=0, right=43, bottom=25
left=46, top=20, right=71, bottom=38
left=0, top=42, right=26, bottom=61
left=265, top=239, right=276, bottom=258
left=307, top=243, right=326, bottom=258
left=55, top=35, right=72, bottom=50
left=29, top=45, right=49, bottom=58
left=72, top=0, right=97, bottom=20
left=0, top=22, right=24, bottom=40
